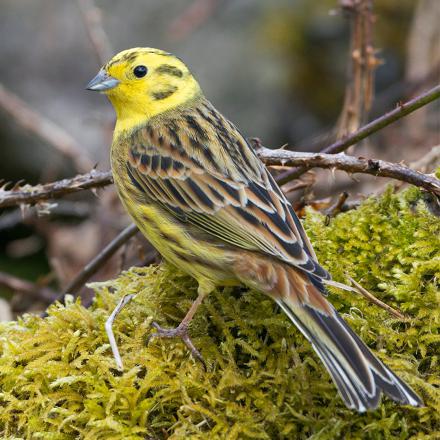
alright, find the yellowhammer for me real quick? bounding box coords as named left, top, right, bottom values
left=87, top=47, right=422, bottom=412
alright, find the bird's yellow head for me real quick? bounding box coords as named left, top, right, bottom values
left=87, top=47, right=202, bottom=132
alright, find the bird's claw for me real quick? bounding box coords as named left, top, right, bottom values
left=147, top=321, right=206, bottom=369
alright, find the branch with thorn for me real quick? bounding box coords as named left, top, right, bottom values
left=1, top=148, right=439, bottom=211
left=277, top=84, right=440, bottom=183
left=0, top=170, right=112, bottom=209
left=261, top=149, right=440, bottom=196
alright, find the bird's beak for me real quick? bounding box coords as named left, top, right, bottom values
left=86, top=69, right=120, bottom=92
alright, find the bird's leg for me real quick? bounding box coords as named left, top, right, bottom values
left=105, top=293, right=136, bottom=370
left=147, top=286, right=209, bottom=366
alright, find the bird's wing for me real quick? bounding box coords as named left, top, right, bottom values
left=125, top=102, right=330, bottom=280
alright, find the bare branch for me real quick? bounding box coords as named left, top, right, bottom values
left=60, top=223, right=139, bottom=300
left=0, top=83, right=94, bottom=172
left=76, top=0, right=113, bottom=65
left=0, top=170, right=112, bottom=209
left=0, top=271, right=56, bottom=303
left=2, top=145, right=440, bottom=211
left=338, top=0, right=379, bottom=136
left=259, top=148, right=440, bottom=196
left=277, top=84, right=440, bottom=184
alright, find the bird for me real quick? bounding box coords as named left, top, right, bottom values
left=86, top=47, right=422, bottom=412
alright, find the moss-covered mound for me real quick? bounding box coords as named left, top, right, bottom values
left=0, top=188, right=439, bottom=439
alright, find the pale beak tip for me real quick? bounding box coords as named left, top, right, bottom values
left=86, top=70, right=119, bottom=92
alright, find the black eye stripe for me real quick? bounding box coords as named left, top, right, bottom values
left=133, top=65, right=148, bottom=78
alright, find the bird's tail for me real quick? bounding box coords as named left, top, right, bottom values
left=274, top=267, right=422, bottom=412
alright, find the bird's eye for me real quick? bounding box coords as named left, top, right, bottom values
left=133, top=65, right=148, bottom=78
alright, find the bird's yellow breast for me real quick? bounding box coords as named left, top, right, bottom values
left=110, top=131, right=237, bottom=289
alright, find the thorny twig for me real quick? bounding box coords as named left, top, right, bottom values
left=0, top=169, right=112, bottom=209
left=1, top=148, right=439, bottom=210
left=1, top=86, right=437, bottom=208
left=277, top=84, right=440, bottom=184
left=261, top=148, right=440, bottom=196
left=76, top=0, right=113, bottom=65
left=0, top=83, right=93, bottom=173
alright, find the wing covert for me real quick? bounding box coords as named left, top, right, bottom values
left=125, top=101, right=330, bottom=280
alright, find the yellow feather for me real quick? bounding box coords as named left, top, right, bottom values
left=101, top=48, right=201, bottom=135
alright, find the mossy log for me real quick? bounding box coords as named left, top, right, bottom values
left=1, top=187, right=439, bottom=439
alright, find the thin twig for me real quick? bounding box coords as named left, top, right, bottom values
left=76, top=0, right=113, bottom=65
left=338, top=0, right=379, bottom=136
left=276, top=84, right=440, bottom=184
left=324, top=192, right=349, bottom=218
left=58, top=223, right=139, bottom=301
left=0, top=83, right=94, bottom=172
left=0, top=169, right=112, bottom=209
left=348, top=276, right=406, bottom=319
left=0, top=271, right=56, bottom=303
left=259, top=148, right=440, bottom=195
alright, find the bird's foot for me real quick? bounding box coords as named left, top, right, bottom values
left=147, top=321, right=206, bottom=368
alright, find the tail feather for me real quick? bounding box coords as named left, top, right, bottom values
left=276, top=271, right=423, bottom=412
left=233, top=253, right=423, bottom=411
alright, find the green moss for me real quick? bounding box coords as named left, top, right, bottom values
left=1, top=187, right=439, bottom=439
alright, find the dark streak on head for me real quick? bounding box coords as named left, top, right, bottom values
left=156, top=64, right=183, bottom=78
left=105, top=48, right=172, bottom=70
left=106, top=52, right=139, bottom=69
left=152, top=86, right=178, bottom=100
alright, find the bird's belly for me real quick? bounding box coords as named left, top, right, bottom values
left=116, top=185, right=237, bottom=287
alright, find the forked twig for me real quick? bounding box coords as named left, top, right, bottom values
left=277, top=84, right=440, bottom=184
left=105, top=293, right=137, bottom=370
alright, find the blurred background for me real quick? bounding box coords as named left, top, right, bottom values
left=0, top=0, right=439, bottom=318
